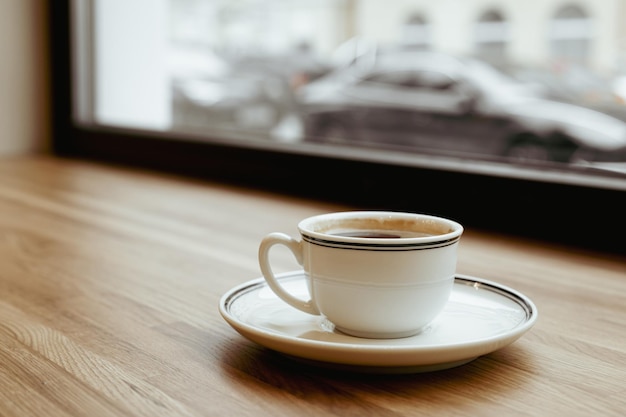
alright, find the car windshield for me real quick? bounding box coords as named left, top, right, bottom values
left=463, top=59, right=540, bottom=101
left=344, top=51, right=541, bottom=101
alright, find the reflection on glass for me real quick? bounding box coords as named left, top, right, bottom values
left=85, top=0, right=626, bottom=180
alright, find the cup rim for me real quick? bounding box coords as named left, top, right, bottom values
left=298, top=211, right=463, bottom=244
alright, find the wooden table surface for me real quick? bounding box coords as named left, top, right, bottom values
left=0, top=155, right=624, bottom=417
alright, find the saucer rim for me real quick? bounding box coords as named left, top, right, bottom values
left=219, top=271, right=538, bottom=371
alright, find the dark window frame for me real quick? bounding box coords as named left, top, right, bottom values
left=48, top=1, right=625, bottom=254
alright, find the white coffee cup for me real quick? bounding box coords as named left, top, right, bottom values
left=258, top=211, right=463, bottom=339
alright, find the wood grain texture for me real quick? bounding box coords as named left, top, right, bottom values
left=0, top=155, right=624, bottom=417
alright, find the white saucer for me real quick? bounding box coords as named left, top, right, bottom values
left=219, top=271, right=538, bottom=373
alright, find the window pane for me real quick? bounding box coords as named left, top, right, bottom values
left=72, top=0, right=626, bottom=189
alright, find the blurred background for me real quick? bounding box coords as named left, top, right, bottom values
left=76, top=0, right=626, bottom=183
left=4, top=0, right=625, bottom=190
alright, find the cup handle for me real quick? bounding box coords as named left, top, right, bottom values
left=258, top=232, right=320, bottom=315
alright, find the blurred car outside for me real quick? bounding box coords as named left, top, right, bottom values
left=170, top=45, right=330, bottom=143
left=296, top=49, right=626, bottom=168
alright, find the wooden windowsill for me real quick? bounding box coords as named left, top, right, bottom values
left=0, top=155, right=623, bottom=416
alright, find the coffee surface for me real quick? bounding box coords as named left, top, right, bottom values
left=330, top=229, right=432, bottom=239
left=314, top=217, right=452, bottom=238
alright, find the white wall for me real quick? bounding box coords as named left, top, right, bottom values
left=0, top=0, right=49, bottom=156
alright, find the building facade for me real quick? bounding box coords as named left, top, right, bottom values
left=353, top=0, right=626, bottom=76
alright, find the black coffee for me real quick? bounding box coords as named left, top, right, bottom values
left=331, top=231, right=402, bottom=239
left=317, top=218, right=449, bottom=239
left=330, top=229, right=433, bottom=239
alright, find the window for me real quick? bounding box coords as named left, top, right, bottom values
left=402, top=13, right=431, bottom=49
left=550, top=4, right=592, bottom=67
left=474, top=9, right=509, bottom=65
left=50, top=0, right=626, bottom=253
